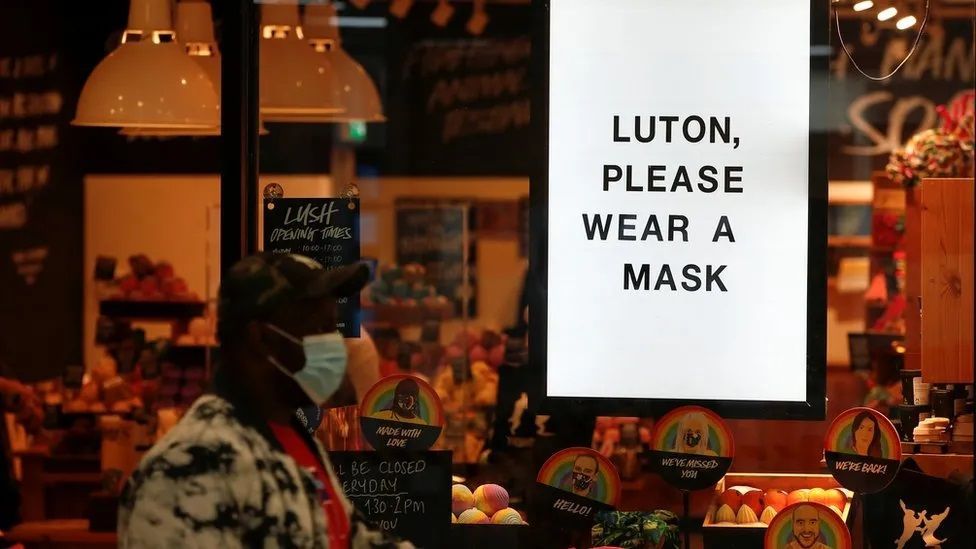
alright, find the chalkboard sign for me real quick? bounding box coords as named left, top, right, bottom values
left=0, top=0, right=83, bottom=381
left=395, top=199, right=476, bottom=316
left=331, top=450, right=451, bottom=547
left=263, top=198, right=362, bottom=337
left=382, top=4, right=532, bottom=175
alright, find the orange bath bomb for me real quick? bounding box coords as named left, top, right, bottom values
left=718, top=489, right=742, bottom=512
left=458, top=508, right=489, bottom=524
left=824, top=489, right=847, bottom=512
left=741, top=490, right=765, bottom=515
left=491, top=508, right=525, bottom=525
left=452, top=484, right=475, bottom=515
left=787, top=489, right=810, bottom=505
left=807, top=488, right=827, bottom=504
left=764, top=490, right=789, bottom=512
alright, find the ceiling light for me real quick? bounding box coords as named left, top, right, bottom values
left=852, top=1, right=874, bottom=12
left=122, top=1, right=272, bottom=137
left=259, top=2, right=344, bottom=122
left=303, top=2, right=385, bottom=123
left=73, top=0, right=219, bottom=128
left=431, top=0, right=455, bottom=28
left=895, top=15, right=917, bottom=29
left=877, top=7, right=898, bottom=21
left=390, top=0, right=415, bottom=19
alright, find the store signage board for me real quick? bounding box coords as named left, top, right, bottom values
left=534, top=447, right=619, bottom=523
left=263, top=197, right=361, bottom=337
left=648, top=406, right=734, bottom=491
left=824, top=407, right=902, bottom=493
left=331, top=450, right=452, bottom=547
left=531, top=1, right=828, bottom=419
left=359, top=374, right=445, bottom=451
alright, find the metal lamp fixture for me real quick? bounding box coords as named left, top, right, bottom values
left=304, top=2, right=385, bottom=123
left=122, top=1, right=220, bottom=136
left=260, top=2, right=345, bottom=122
left=73, top=0, right=219, bottom=128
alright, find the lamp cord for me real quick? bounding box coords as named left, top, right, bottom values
left=833, top=0, right=931, bottom=81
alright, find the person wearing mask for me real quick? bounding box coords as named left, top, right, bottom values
left=118, top=253, right=411, bottom=548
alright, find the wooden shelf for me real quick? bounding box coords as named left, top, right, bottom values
left=827, top=235, right=871, bottom=248
left=99, top=300, right=206, bottom=321
left=904, top=453, right=974, bottom=478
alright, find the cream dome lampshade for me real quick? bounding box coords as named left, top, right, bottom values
left=260, top=2, right=345, bottom=121
left=73, top=0, right=219, bottom=129
left=121, top=1, right=220, bottom=136
left=304, top=2, right=385, bottom=123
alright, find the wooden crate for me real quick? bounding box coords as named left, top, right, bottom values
left=702, top=473, right=854, bottom=549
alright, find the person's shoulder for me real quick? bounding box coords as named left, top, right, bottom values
left=135, top=395, right=258, bottom=474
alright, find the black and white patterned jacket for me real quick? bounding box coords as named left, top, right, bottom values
left=118, top=394, right=412, bottom=549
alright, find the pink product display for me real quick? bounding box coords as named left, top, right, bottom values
left=182, top=367, right=206, bottom=381
left=180, top=385, right=202, bottom=399
left=162, top=368, right=183, bottom=381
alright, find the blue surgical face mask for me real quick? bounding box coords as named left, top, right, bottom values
left=265, top=324, right=347, bottom=406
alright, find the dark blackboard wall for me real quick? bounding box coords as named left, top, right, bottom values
left=378, top=4, right=532, bottom=176
left=0, top=0, right=83, bottom=381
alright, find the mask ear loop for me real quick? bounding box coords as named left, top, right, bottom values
left=834, top=0, right=931, bottom=81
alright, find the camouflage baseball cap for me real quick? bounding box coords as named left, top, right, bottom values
left=217, top=252, right=369, bottom=341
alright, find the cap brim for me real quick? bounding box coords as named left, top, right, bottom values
left=305, top=262, right=371, bottom=299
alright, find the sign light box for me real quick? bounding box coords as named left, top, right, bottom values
left=531, top=0, right=828, bottom=419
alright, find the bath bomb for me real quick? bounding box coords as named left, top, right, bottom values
left=787, top=489, right=809, bottom=505
left=469, top=345, right=489, bottom=363
left=807, top=488, right=827, bottom=505
left=452, top=484, right=475, bottom=515
left=491, top=508, right=524, bottom=525
left=458, top=508, right=489, bottom=524
left=487, top=345, right=505, bottom=368
left=474, top=484, right=510, bottom=515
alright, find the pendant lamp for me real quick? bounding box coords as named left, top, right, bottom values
left=260, top=2, right=345, bottom=121
left=73, top=0, right=219, bottom=128
left=122, top=1, right=270, bottom=138
left=303, top=2, right=385, bottom=123
left=122, top=1, right=219, bottom=136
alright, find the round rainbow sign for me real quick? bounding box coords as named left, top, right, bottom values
left=764, top=501, right=852, bottom=549
left=823, top=407, right=901, bottom=493
left=649, top=406, right=734, bottom=491
left=359, top=374, right=444, bottom=450
left=534, top=447, right=619, bottom=522
left=537, top=447, right=621, bottom=506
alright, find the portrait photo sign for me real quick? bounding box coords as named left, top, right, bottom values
left=534, top=447, right=620, bottom=522
left=764, top=501, right=852, bottom=549
left=824, top=407, right=902, bottom=493
left=360, top=374, right=444, bottom=450
left=649, top=405, right=734, bottom=491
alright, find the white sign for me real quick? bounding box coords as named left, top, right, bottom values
left=546, top=0, right=815, bottom=404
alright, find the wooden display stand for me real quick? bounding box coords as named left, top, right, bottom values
left=702, top=474, right=856, bottom=549
left=918, top=178, right=974, bottom=383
